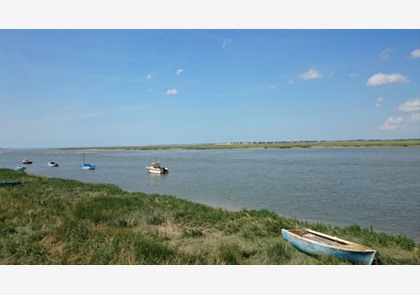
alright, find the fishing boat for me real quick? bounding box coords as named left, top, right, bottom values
left=281, top=228, right=377, bottom=265
left=80, top=153, right=95, bottom=170
left=146, top=162, right=169, bottom=174
left=47, top=161, right=59, bottom=167
left=22, top=157, right=32, bottom=164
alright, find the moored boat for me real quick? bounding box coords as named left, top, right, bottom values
left=80, top=163, right=95, bottom=170
left=16, top=165, right=26, bottom=171
left=22, top=158, right=32, bottom=164
left=281, top=228, right=377, bottom=265
left=48, top=161, right=59, bottom=167
left=80, top=153, right=95, bottom=170
left=146, top=162, right=169, bottom=174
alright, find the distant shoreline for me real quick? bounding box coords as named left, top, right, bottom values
left=60, top=139, right=420, bottom=151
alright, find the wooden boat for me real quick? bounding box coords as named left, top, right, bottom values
left=146, top=162, right=169, bottom=174
left=281, top=228, right=376, bottom=265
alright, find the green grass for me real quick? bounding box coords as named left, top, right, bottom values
left=0, top=168, right=418, bottom=265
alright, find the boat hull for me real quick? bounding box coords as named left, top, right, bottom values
left=146, top=162, right=169, bottom=174
left=281, top=228, right=376, bottom=265
left=16, top=165, right=26, bottom=171
left=147, top=167, right=168, bottom=174
left=80, top=164, right=95, bottom=170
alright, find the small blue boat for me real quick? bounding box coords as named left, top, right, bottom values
left=80, top=153, right=95, bottom=170
left=80, top=163, right=96, bottom=170
left=281, top=228, right=376, bottom=265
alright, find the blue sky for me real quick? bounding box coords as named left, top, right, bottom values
left=1, top=29, right=419, bottom=148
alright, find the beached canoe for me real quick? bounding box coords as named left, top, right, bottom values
left=281, top=228, right=376, bottom=265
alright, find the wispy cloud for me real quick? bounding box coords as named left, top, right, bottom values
left=366, top=73, right=409, bottom=86
left=176, top=69, right=184, bottom=76
left=379, top=98, right=420, bottom=130
left=299, top=68, right=323, bottom=80
left=376, top=96, right=384, bottom=108
left=166, top=88, right=178, bottom=95
left=221, top=38, right=232, bottom=49
left=399, top=99, right=420, bottom=112
left=410, top=49, right=420, bottom=59
left=146, top=74, right=152, bottom=79
left=379, top=48, right=394, bottom=60
left=378, top=116, right=404, bottom=130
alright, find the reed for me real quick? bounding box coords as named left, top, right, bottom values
left=0, top=168, right=418, bottom=265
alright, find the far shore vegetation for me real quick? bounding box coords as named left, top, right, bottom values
left=1, top=168, right=418, bottom=265
left=61, top=139, right=420, bottom=151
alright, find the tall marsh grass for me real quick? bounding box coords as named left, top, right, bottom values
left=0, top=168, right=418, bottom=265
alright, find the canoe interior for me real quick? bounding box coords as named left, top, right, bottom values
left=288, top=229, right=375, bottom=252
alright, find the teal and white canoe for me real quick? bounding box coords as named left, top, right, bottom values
left=281, top=228, right=376, bottom=265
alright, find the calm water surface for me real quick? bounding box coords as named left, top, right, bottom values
left=1, top=147, right=419, bottom=242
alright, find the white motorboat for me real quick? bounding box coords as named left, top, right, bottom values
left=22, top=157, right=32, bottom=164
left=146, top=162, right=169, bottom=174
left=16, top=165, right=26, bottom=171
left=47, top=161, right=59, bottom=167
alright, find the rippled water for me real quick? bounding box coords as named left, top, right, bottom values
left=1, top=147, right=419, bottom=242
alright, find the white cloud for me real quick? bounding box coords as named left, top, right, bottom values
left=376, top=96, right=384, bottom=108
left=366, top=73, right=409, bottom=86
left=146, top=74, right=152, bottom=79
left=399, top=99, right=420, bottom=112
left=176, top=69, right=184, bottom=76
left=379, top=98, right=420, bottom=131
left=410, top=49, right=420, bottom=59
left=166, top=88, right=178, bottom=95
left=221, top=38, right=232, bottom=49
left=299, top=68, right=323, bottom=80
left=378, top=116, right=404, bottom=130
left=379, top=48, right=394, bottom=60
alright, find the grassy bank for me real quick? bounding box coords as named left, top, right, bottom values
left=0, top=168, right=418, bottom=265
left=63, top=139, right=420, bottom=151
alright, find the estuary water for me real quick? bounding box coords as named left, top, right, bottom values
left=1, top=147, right=419, bottom=242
